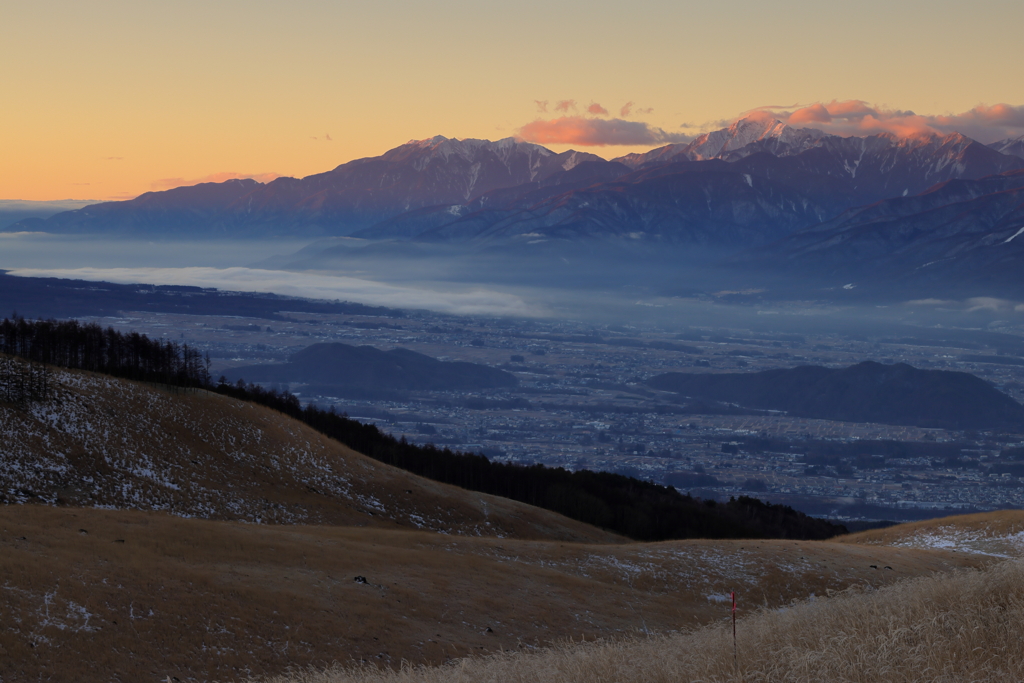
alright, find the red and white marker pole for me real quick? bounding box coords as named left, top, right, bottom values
left=731, top=591, right=738, bottom=668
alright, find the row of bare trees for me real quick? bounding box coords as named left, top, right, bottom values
left=1, top=314, right=211, bottom=389
left=0, top=355, right=50, bottom=405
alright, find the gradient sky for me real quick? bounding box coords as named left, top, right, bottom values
left=4, top=0, right=1023, bottom=201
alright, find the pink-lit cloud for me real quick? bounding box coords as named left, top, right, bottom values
left=554, top=99, right=577, bottom=113
left=636, top=106, right=654, bottom=115
left=535, top=99, right=549, bottom=113
left=150, top=172, right=280, bottom=192
left=620, top=101, right=634, bottom=117
left=587, top=102, right=609, bottom=116
left=753, top=100, right=1024, bottom=142
left=517, top=116, right=693, bottom=146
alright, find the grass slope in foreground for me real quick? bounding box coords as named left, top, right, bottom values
left=265, top=556, right=1024, bottom=683
left=0, top=506, right=996, bottom=683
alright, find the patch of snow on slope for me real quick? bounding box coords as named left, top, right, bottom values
left=888, top=525, right=1024, bottom=558
left=1004, top=226, right=1024, bottom=244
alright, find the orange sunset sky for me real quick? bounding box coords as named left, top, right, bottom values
left=4, top=0, right=1023, bottom=201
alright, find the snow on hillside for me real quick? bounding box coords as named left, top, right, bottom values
left=885, top=524, right=1024, bottom=558
left=0, top=365, right=561, bottom=537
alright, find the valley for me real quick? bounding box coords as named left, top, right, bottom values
left=24, top=295, right=1024, bottom=526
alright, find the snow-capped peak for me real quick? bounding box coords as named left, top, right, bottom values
left=989, top=135, right=1024, bottom=160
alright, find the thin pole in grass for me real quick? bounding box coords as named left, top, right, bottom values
left=731, top=591, right=738, bottom=671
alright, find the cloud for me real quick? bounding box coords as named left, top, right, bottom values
left=517, top=116, right=694, bottom=146
left=754, top=100, right=1024, bottom=142
left=620, top=101, right=634, bottom=117
left=587, top=102, right=609, bottom=116
left=555, top=99, right=577, bottom=112
left=534, top=99, right=549, bottom=113
left=636, top=107, right=654, bottom=115
left=4, top=267, right=543, bottom=317
left=150, top=172, right=280, bottom=192
left=103, top=156, right=123, bottom=161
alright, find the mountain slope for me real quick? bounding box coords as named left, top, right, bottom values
left=0, top=363, right=613, bottom=541
left=646, top=361, right=1024, bottom=431
left=990, top=135, right=1024, bottom=160
left=403, top=162, right=828, bottom=247
left=743, top=170, right=1024, bottom=296
left=13, top=138, right=605, bottom=237
left=613, top=113, right=829, bottom=166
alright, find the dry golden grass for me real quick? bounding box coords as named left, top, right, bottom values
left=841, top=509, right=1024, bottom=557
left=1, top=366, right=616, bottom=542
left=0, top=506, right=992, bottom=683
left=263, top=558, right=1024, bottom=683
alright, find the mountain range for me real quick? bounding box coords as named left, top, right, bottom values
left=367, top=123, right=1022, bottom=248
left=12, top=117, right=1024, bottom=247
left=13, top=138, right=605, bottom=237
left=11, top=116, right=1024, bottom=298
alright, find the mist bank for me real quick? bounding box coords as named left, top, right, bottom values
left=4, top=234, right=1024, bottom=337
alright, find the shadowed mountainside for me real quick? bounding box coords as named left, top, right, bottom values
left=646, top=361, right=1024, bottom=431
left=737, top=170, right=1024, bottom=298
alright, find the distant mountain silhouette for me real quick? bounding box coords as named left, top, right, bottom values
left=646, top=361, right=1024, bottom=431
left=227, top=342, right=518, bottom=392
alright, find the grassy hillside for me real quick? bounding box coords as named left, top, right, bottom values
left=0, top=363, right=615, bottom=542
left=261, top=557, right=1024, bottom=683
left=0, top=506, right=990, bottom=683
left=840, top=509, right=1024, bottom=557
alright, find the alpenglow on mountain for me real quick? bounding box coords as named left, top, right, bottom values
left=12, top=116, right=1024, bottom=245
left=13, top=137, right=604, bottom=237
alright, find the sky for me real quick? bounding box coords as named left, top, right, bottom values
left=4, top=0, right=1024, bottom=201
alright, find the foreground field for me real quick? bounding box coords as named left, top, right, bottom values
left=263, top=557, right=1024, bottom=683
left=0, top=505, right=990, bottom=683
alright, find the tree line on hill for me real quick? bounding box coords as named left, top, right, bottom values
left=0, top=314, right=846, bottom=541
left=0, top=354, right=51, bottom=406
left=1, top=314, right=210, bottom=388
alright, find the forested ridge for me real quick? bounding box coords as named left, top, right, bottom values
left=1, top=315, right=846, bottom=541
left=1, top=314, right=211, bottom=387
